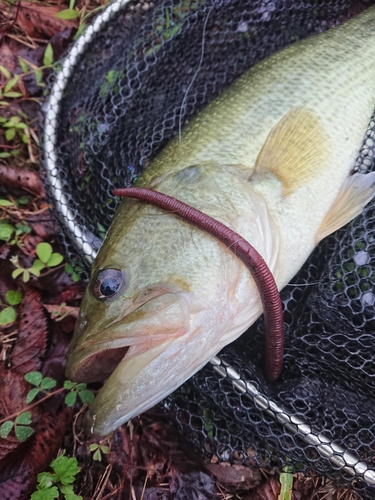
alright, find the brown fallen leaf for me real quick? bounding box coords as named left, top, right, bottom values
left=0, top=164, right=45, bottom=197
left=0, top=286, right=74, bottom=498
left=50, top=27, right=77, bottom=61
left=205, top=462, right=261, bottom=489
left=7, top=29, right=76, bottom=98
left=0, top=256, right=19, bottom=301
left=10, top=289, right=48, bottom=375
left=0, top=42, right=17, bottom=87
left=43, top=303, right=79, bottom=319
left=292, top=472, right=314, bottom=498
left=40, top=322, right=71, bottom=386
left=0, top=243, right=11, bottom=260
left=0, top=388, right=73, bottom=500
left=0, top=39, right=32, bottom=95
left=60, top=282, right=86, bottom=303
left=0, top=367, right=34, bottom=462
left=27, top=211, right=61, bottom=238
left=14, top=2, right=78, bottom=39
left=16, top=43, right=46, bottom=97
left=243, top=476, right=281, bottom=500
left=20, top=233, right=44, bottom=258
left=103, top=410, right=218, bottom=500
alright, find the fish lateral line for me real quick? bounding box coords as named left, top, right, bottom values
left=113, top=186, right=284, bottom=382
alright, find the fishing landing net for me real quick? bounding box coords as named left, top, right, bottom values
left=41, top=0, right=375, bottom=496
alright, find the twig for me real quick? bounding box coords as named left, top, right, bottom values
left=0, top=386, right=66, bottom=425
left=139, top=475, right=148, bottom=500
left=92, top=464, right=113, bottom=500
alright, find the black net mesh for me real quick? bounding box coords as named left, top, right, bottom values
left=40, top=0, right=375, bottom=497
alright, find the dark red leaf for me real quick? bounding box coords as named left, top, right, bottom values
left=20, top=234, right=44, bottom=258
left=27, top=211, right=61, bottom=238
left=205, top=463, right=261, bottom=488
left=14, top=2, right=78, bottom=39
left=244, top=477, right=281, bottom=500
left=0, top=244, right=11, bottom=260
left=50, top=27, right=76, bottom=61
left=0, top=316, right=73, bottom=498
left=40, top=322, right=71, bottom=386
left=60, top=282, right=86, bottom=304
left=38, top=268, right=77, bottom=303
left=10, top=289, right=48, bottom=375
left=0, top=470, right=28, bottom=500
left=0, top=257, right=16, bottom=300
left=17, top=44, right=45, bottom=73
left=0, top=406, right=73, bottom=500
left=0, top=164, right=46, bottom=197
left=0, top=365, right=41, bottom=461
left=17, top=44, right=46, bottom=97
left=0, top=43, right=17, bottom=87
left=104, top=411, right=218, bottom=500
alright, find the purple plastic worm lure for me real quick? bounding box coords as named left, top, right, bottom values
left=113, top=187, right=284, bottom=382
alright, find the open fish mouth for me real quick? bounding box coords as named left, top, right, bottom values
left=66, top=335, right=180, bottom=384
left=66, top=345, right=129, bottom=384
left=65, top=292, right=191, bottom=384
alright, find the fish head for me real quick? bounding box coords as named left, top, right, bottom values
left=66, top=193, right=253, bottom=436
left=66, top=273, right=192, bottom=383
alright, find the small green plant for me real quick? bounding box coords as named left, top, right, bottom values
left=0, top=65, right=23, bottom=102
left=278, top=466, right=294, bottom=500
left=97, top=221, right=106, bottom=240
left=64, top=262, right=84, bottom=282
left=99, top=69, right=125, bottom=98
left=55, top=8, right=80, bottom=20
left=73, top=4, right=108, bottom=39
left=0, top=218, right=31, bottom=245
left=0, top=198, right=14, bottom=207
left=0, top=289, right=23, bottom=326
left=17, top=196, right=29, bottom=205
left=0, top=411, right=34, bottom=442
left=0, top=372, right=95, bottom=443
left=89, top=440, right=109, bottom=461
left=10, top=254, right=41, bottom=282
left=33, top=241, right=65, bottom=269
left=0, top=115, right=28, bottom=143
left=10, top=242, right=64, bottom=282
left=49, top=302, right=77, bottom=322
left=10, top=221, right=32, bottom=246
left=0, top=110, right=37, bottom=162
left=23, top=372, right=94, bottom=409
left=0, top=219, right=16, bottom=241
left=31, top=452, right=82, bottom=500
left=0, top=43, right=55, bottom=108
left=63, top=381, right=95, bottom=407
left=25, top=371, right=57, bottom=403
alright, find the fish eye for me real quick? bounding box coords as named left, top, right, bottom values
left=92, top=268, right=124, bottom=301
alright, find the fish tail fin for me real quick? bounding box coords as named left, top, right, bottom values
left=316, top=171, right=375, bottom=243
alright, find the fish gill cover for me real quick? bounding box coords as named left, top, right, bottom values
left=41, top=0, right=375, bottom=497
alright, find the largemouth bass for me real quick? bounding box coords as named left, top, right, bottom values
left=66, top=6, right=375, bottom=436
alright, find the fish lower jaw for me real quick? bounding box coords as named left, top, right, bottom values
left=83, top=391, right=163, bottom=436
left=81, top=338, right=180, bottom=436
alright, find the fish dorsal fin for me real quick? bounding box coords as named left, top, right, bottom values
left=316, top=171, right=375, bottom=243
left=253, top=107, right=328, bottom=196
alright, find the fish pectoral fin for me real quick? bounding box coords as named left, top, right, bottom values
left=252, top=107, right=328, bottom=196
left=316, top=171, right=375, bottom=243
